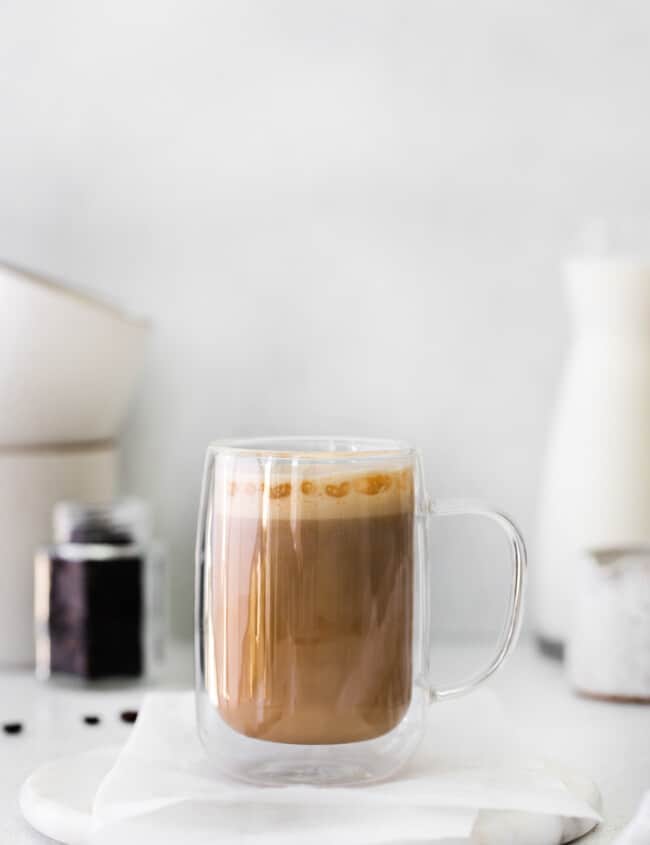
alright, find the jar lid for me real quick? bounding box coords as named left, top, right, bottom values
left=53, top=498, right=152, bottom=546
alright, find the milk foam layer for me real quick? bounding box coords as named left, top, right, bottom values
left=214, top=464, right=414, bottom=520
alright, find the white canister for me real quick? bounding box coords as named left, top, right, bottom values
left=0, top=444, right=116, bottom=666
left=567, top=548, right=650, bottom=701
left=536, top=260, right=650, bottom=652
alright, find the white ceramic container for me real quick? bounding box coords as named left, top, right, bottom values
left=567, top=548, right=650, bottom=701
left=536, top=260, right=650, bottom=651
left=0, top=444, right=117, bottom=666
left=0, top=262, right=148, bottom=445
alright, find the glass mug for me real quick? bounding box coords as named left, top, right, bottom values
left=195, top=437, right=526, bottom=785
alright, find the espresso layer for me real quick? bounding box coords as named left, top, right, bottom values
left=210, top=511, right=414, bottom=744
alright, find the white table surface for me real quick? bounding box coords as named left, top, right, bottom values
left=0, top=638, right=648, bottom=844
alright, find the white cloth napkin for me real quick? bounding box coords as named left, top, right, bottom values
left=87, top=689, right=601, bottom=844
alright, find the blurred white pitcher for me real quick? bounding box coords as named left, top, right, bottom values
left=536, top=222, right=650, bottom=653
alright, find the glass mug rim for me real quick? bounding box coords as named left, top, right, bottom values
left=206, top=435, right=416, bottom=461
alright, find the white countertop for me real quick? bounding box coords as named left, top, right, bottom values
left=0, top=639, right=647, bottom=844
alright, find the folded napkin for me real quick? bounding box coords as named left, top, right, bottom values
left=87, top=689, right=601, bottom=844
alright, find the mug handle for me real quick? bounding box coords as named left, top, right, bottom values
left=422, top=498, right=527, bottom=702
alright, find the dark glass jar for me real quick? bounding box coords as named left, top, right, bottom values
left=35, top=500, right=165, bottom=682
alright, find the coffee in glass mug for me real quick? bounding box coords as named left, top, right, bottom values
left=195, top=438, right=525, bottom=785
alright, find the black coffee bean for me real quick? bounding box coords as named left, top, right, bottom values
left=3, top=722, right=23, bottom=735
left=83, top=715, right=101, bottom=726
left=120, top=709, right=138, bottom=724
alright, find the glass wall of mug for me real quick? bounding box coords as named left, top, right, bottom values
left=195, top=437, right=525, bottom=786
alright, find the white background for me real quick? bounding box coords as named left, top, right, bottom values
left=2, top=1, right=649, bottom=638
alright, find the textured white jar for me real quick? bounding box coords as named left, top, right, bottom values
left=0, top=445, right=116, bottom=666
left=567, top=549, right=650, bottom=701
left=536, top=260, right=650, bottom=650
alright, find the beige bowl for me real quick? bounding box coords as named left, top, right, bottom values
left=0, top=262, right=148, bottom=445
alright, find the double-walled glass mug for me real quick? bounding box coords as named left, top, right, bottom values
left=195, top=437, right=526, bottom=786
